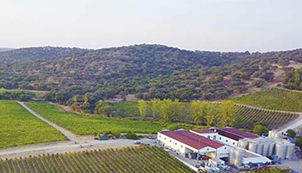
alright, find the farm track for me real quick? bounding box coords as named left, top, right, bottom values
left=18, top=101, right=79, bottom=143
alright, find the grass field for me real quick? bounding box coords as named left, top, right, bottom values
left=26, top=102, right=200, bottom=135
left=231, top=88, right=302, bottom=112
left=0, top=100, right=66, bottom=149
left=0, top=146, right=194, bottom=173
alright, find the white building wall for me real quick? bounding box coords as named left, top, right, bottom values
left=217, top=135, right=238, bottom=147
left=190, top=131, right=219, bottom=140
left=216, top=145, right=231, bottom=158
left=190, top=130, right=238, bottom=147
left=157, top=132, right=189, bottom=154
left=157, top=132, right=216, bottom=155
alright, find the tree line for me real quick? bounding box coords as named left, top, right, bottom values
left=0, top=88, right=35, bottom=101
left=137, top=99, right=236, bottom=127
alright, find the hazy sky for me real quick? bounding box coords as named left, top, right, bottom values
left=1, top=0, right=301, bottom=52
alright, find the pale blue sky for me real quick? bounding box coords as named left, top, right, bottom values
left=1, top=0, right=301, bottom=52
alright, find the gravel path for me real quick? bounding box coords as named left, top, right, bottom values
left=18, top=101, right=79, bottom=142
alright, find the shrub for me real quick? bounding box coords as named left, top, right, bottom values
left=126, top=132, right=139, bottom=140
left=253, top=124, right=269, bottom=136
left=166, top=124, right=182, bottom=131
left=286, top=129, right=296, bottom=138
left=295, top=139, right=302, bottom=149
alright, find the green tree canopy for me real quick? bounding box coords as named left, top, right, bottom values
left=253, top=124, right=269, bottom=136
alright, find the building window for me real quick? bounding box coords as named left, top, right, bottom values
left=181, top=145, right=183, bottom=148
left=159, top=135, right=161, bottom=138
left=233, top=142, right=235, bottom=145
left=226, top=140, right=228, bottom=142
left=224, top=147, right=227, bottom=149
left=175, top=143, right=177, bottom=145
left=207, top=136, right=210, bottom=139
left=213, top=136, right=216, bottom=140
left=219, top=137, right=221, bottom=140
left=170, top=140, right=172, bottom=143
left=164, top=138, right=166, bottom=140
left=207, top=148, right=209, bottom=150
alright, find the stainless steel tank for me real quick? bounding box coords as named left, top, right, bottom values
left=229, top=148, right=235, bottom=164
left=248, top=142, right=257, bottom=153
left=267, top=139, right=276, bottom=157
left=234, top=149, right=243, bottom=167
left=238, top=139, right=249, bottom=149
left=286, top=143, right=295, bottom=160
left=256, top=143, right=263, bottom=154
left=262, top=143, right=269, bottom=156
left=275, top=142, right=287, bottom=160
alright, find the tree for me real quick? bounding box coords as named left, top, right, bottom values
left=286, top=129, right=296, bottom=138
left=252, top=79, right=266, bottom=88
left=191, top=101, right=214, bottom=125
left=218, top=100, right=236, bottom=127
left=191, top=101, right=205, bottom=125
left=295, top=138, right=302, bottom=149
left=253, top=124, right=269, bottom=136
left=138, top=100, right=147, bottom=120
left=55, top=90, right=72, bottom=105
left=159, top=99, right=180, bottom=123
left=206, top=103, right=217, bottom=126
left=150, top=99, right=161, bottom=119
left=94, top=100, right=111, bottom=117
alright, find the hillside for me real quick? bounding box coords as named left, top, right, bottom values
left=1, top=45, right=302, bottom=110
left=0, top=48, right=14, bottom=52
left=231, top=88, right=302, bottom=112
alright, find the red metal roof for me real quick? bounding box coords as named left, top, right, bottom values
left=159, top=130, right=207, bottom=150
left=175, top=130, right=224, bottom=149
left=191, top=129, right=218, bottom=134
left=222, top=127, right=258, bottom=139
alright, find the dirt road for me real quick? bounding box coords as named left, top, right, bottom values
left=0, top=139, right=155, bottom=159
left=18, top=101, right=79, bottom=142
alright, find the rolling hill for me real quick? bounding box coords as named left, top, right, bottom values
left=1, top=45, right=302, bottom=110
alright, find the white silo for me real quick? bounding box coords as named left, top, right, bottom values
left=286, top=143, right=295, bottom=160
left=275, top=142, right=288, bottom=160
left=262, top=143, right=269, bottom=156
left=267, top=139, right=276, bottom=157
left=256, top=143, right=263, bottom=154
left=248, top=142, right=257, bottom=153
left=238, top=139, right=249, bottom=149
left=234, top=149, right=243, bottom=167
left=229, top=148, right=235, bottom=164
left=268, top=131, right=273, bottom=137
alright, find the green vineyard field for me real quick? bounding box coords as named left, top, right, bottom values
left=231, top=88, right=302, bottom=112
left=0, top=100, right=66, bottom=149
left=0, top=146, right=194, bottom=173
left=235, top=105, right=299, bottom=129
left=25, top=102, right=199, bottom=135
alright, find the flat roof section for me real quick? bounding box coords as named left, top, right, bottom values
left=222, top=127, right=258, bottom=139
left=191, top=129, right=218, bottom=134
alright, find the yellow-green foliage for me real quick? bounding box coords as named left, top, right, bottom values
left=0, top=146, right=195, bottom=173
left=231, top=88, right=302, bottom=112
left=0, top=100, right=66, bottom=148
left=26, top=102, right=198, bottom=135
